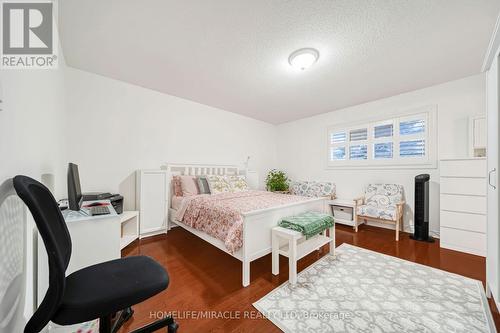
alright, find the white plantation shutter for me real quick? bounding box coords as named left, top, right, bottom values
left=374, top=123, right=393, bottom=138
left=400, top=119, right=425, bottom=135
left=374, top=142, right=393, bottom=159
left=349, top=145, right=368, bottom=160
left=330, top=132, right=346, bottom=144
left=329, top=131, right=348, bottom=161
left=327, top=110, right=433, bottom=167
left=350, top=128, right=368, bottom=141
left=330, top=147, right=346, bottom=160
left=400, top=140, right=425, bottom=157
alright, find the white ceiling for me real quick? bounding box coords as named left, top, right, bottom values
left=60, top=1, right=500, bottom=124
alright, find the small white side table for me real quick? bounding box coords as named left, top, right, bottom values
left=327, top=199, right=363, bottom=232
left=272, top=226, right=335, bottom=285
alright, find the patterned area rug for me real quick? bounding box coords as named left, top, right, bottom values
left=254, top=243, right=495, bottom=333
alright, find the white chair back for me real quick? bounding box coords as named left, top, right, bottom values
left=0, top=179, right=28, bottom=333
left=290, top=181, right=336, bottom=198
left=365, top=184, right=404, bottom=207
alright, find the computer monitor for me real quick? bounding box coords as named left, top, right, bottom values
left=67, top=163, right=83, bottom=211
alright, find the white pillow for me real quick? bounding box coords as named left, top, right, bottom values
left=206, top=175, right=232, bottom=194
left=227, top=175, right=249, bottom=192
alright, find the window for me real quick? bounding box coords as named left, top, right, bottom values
left=330, top=132, right=346, bottom=144
left=330, top=146, right=346, bottom=160
left=350, top=144, right=368, bottom=160
left=374, top=123, right=393, bottom=138
left=398, top=114, right=427, bottom=159
left=373, top=120, right=393, bottom=160
left=374, top=142, right=393, bottom=159
left=327, top=108, right=435, bottom=168
left=400, top=140, right=425, bottom=158
left=350, top=128, right=367, bottom=141
left=400, top=119, right=425, bottom=135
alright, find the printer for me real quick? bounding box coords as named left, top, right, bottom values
left=83, top=192, right=124, bottom=214
left=108, top=194, right=124, bottom=214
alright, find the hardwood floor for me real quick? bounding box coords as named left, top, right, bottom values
left=120, top=224, right=499, bottom=332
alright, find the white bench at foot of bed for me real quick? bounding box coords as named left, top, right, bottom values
left=272, top=226, right=335, bottom=285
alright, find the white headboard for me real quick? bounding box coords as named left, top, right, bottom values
left=162, top=164, right=241, bottom=221
left=163, top=163, right=240, bottom=177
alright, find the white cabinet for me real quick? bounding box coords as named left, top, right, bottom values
left=470, top=115, right=487, bottom=157
left=136, top=170, right=168, bottom=238
left=486, top=52, right=499, bottom=305
left=439, top=158, right=486, bottom=256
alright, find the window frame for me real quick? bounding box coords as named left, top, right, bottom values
left=326, top=106, right=437, bottom=169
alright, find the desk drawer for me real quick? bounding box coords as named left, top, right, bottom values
left=440, top=177, right=486, bottom=196
left=440, top=194, right=486, bottom=215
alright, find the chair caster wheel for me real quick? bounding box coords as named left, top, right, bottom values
left=167, top=322, right=179, bottom=333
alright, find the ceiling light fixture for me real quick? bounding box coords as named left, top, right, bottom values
left=288, top=48, right=319, bottom=71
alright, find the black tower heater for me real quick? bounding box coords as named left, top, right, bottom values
left=411, top=174, right=434, bottom=242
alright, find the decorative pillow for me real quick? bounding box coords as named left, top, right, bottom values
left=180, top=175, right=199, bottom=196
left=227, top=175, right=249, bottom=192
left=172, top=175, right=183, bottom=196
left=197, top=176, right=211, bottom=194
left=290, top=181, right=336, bottom=198
left=206, top=175, right=232, bottom=194
left=289, top=181, right=303, bottom=195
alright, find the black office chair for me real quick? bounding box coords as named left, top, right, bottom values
left=12, top=176, right=178, bottom=333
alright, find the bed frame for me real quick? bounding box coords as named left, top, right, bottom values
left=163, top=163, right=326, bottom=287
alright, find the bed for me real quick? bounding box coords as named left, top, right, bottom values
left=164, top=163, right=326, bottom=287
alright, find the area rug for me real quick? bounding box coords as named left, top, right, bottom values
left=253, top=243, right=495, bottom=333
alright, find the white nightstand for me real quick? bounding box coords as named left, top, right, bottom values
left=327, top=199, right=361, bottom=232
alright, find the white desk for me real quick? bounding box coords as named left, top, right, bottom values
left=37, top=201, right=121, bottom=305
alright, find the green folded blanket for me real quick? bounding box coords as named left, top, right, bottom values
left=278, top=211, right=334, bottom=239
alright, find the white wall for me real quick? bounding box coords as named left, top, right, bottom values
left=65, top=68, right=277, bottom=209
left=276, top=74, right=486, bottom=235
left=0, top=69, right=67, bottom=197
left=0, top=62, right=487, bottom=238
left=65, top=70, right=486, bottom=233
left=0, top=56, right=67, bottom=327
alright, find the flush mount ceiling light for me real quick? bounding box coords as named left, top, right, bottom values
left=288, top=48, right=320, bottom=71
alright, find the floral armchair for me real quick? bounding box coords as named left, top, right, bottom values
left=290, top=181, right=336, bottom=199
left=354, top=184, right=405, bottom=241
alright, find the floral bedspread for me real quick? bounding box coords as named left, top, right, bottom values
left=176, top=191, right=312, bottom=253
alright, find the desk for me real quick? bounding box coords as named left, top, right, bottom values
left=37, top=200, right=121, bottom=305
